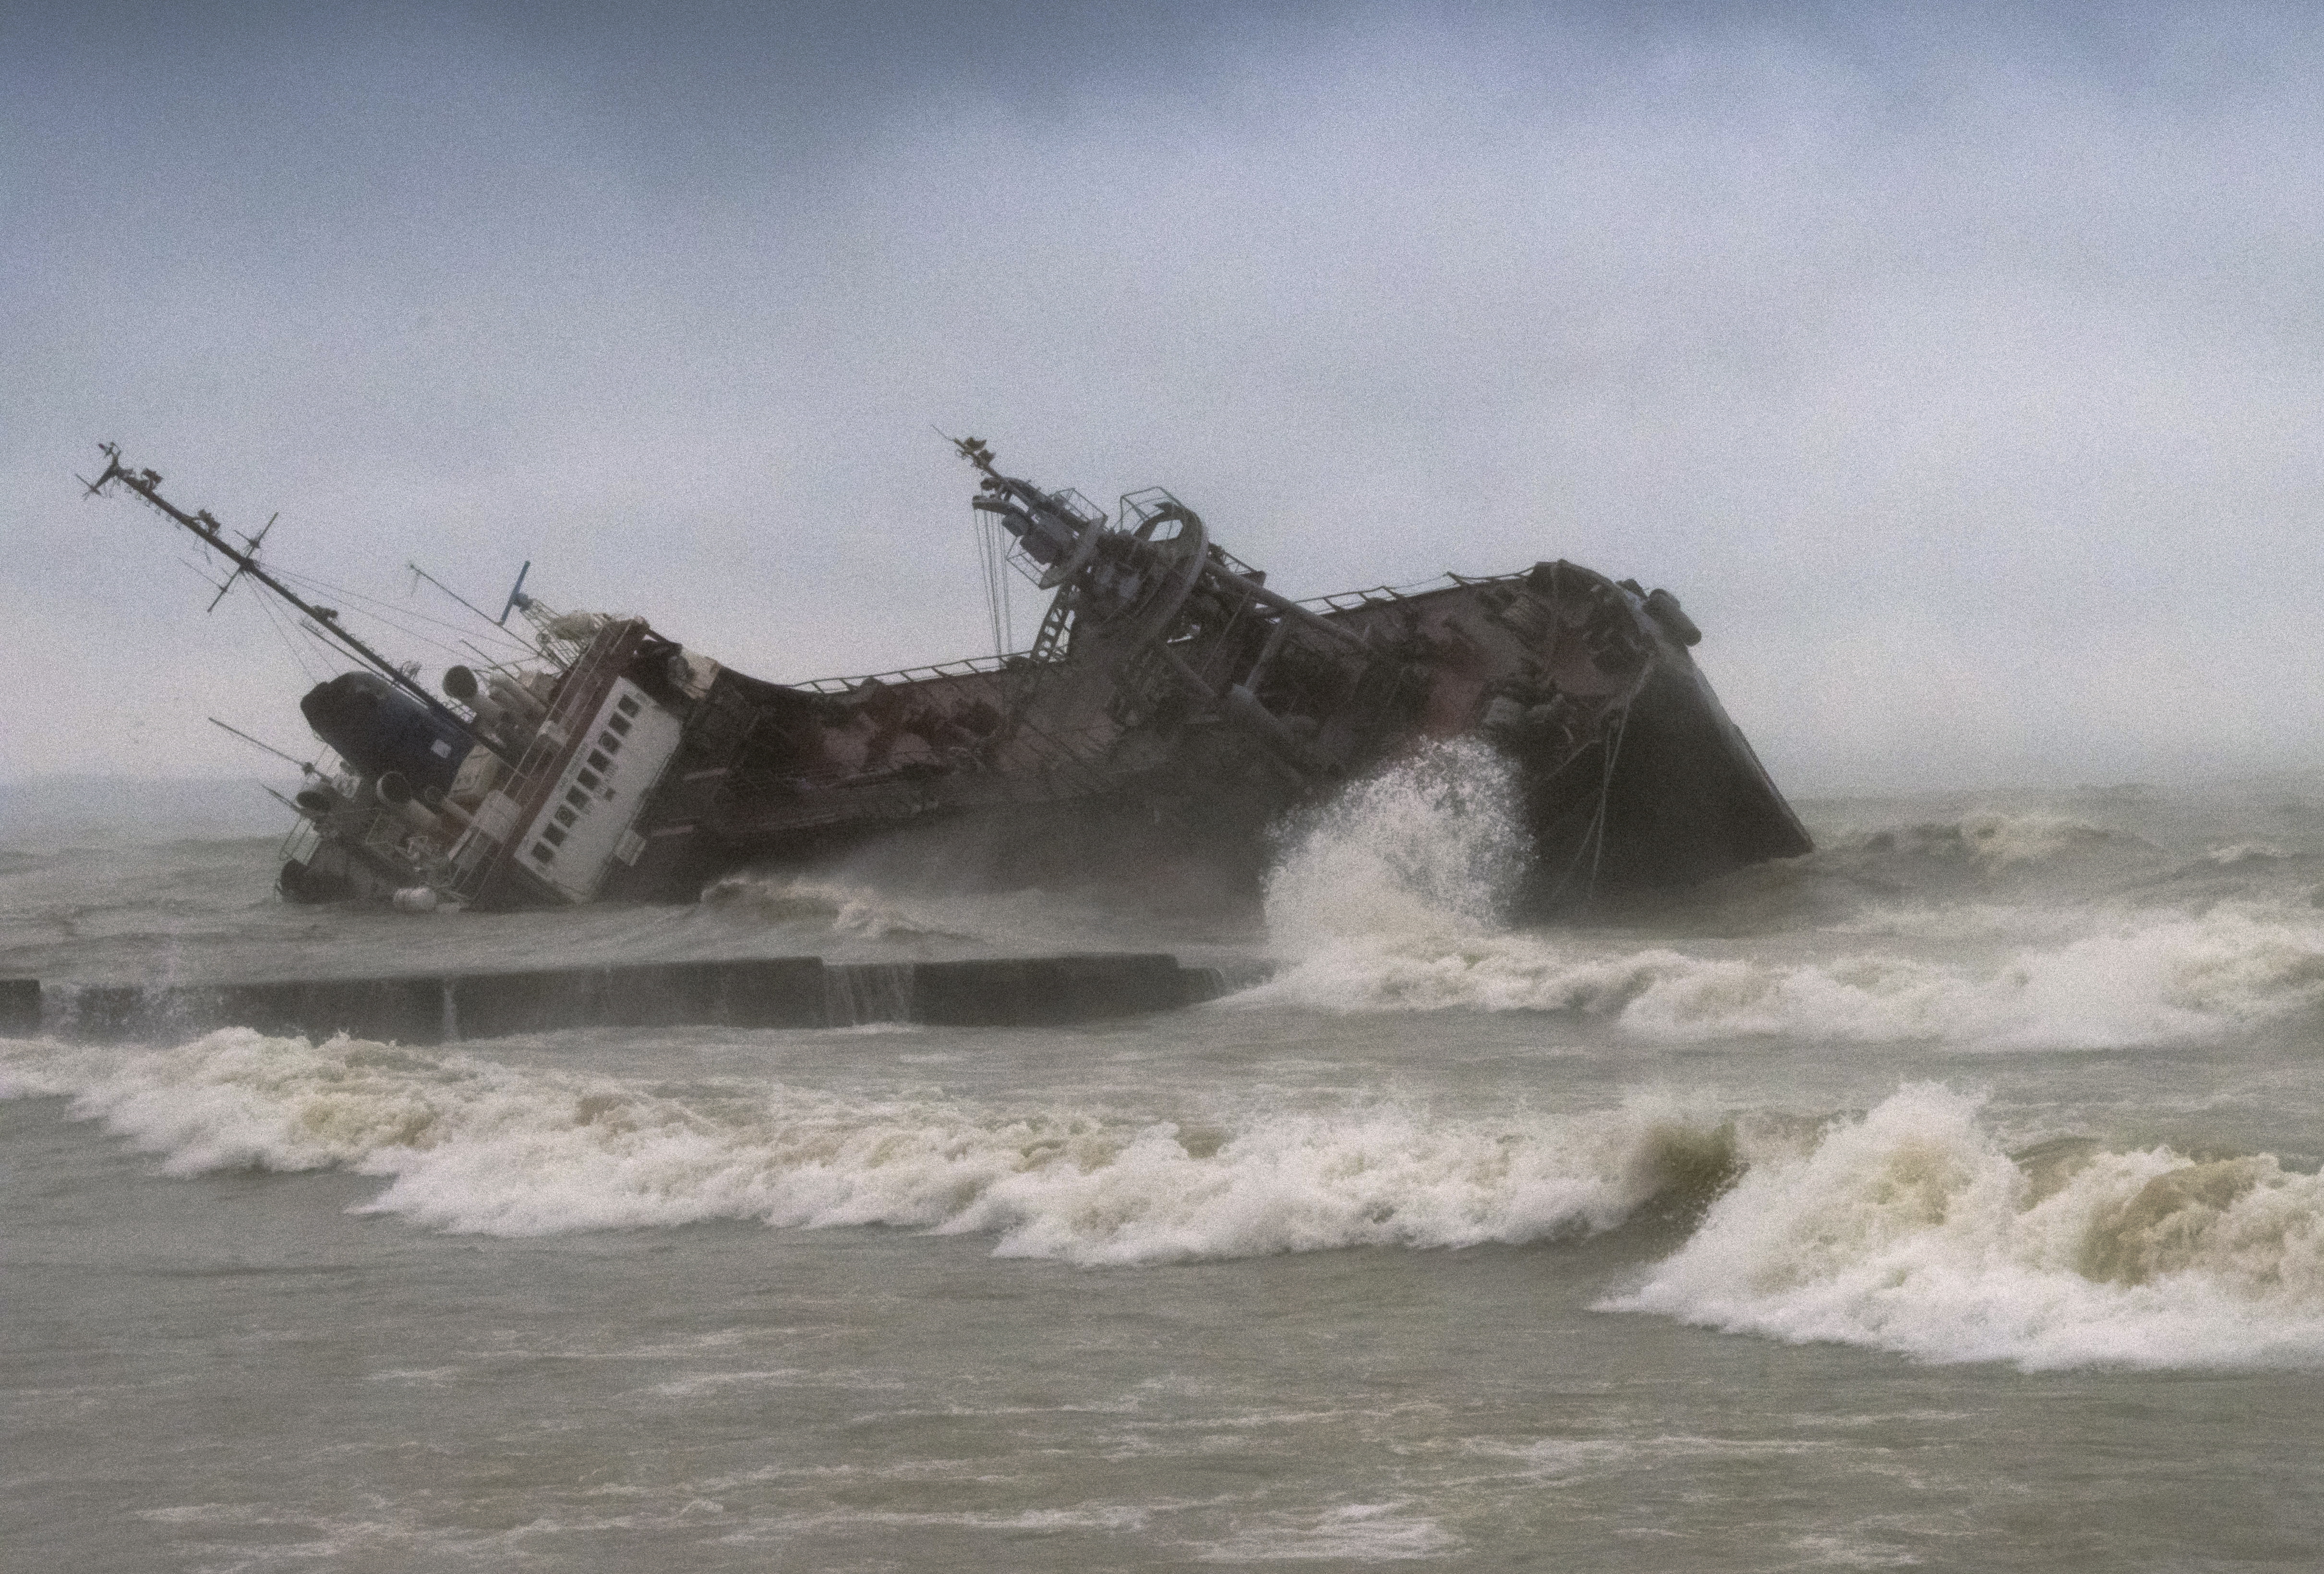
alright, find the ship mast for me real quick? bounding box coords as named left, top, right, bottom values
left=82, top=444, right=510, bottom=764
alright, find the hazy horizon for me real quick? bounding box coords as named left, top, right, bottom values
left=9, top=2, right=2322, bottom=795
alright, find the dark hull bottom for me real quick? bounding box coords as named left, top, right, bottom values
left=1514, top=660, right=1812, bottom=910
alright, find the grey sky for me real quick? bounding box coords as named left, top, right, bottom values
left=7, top=1, right=2321, bottom=792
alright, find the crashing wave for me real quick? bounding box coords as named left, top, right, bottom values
left=3, top=1029, right=1739, bottom=1263
left=1248, top=751, right=2324, bottom=1046
left=11, top=1038, right=2322, bottom=1371
left=1601, top=1084, right=2324, bottom=1370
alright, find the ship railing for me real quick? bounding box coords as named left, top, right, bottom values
left=278, top=814, right=321, bottom=869
left=355, top=807, right=421, bottom=871
left=275, top=748, right=392, bottom=876
left=998, top=485, right=1108, bottom=589
left=271, top=744, right=350, bottom=861
left=1295, top=573, right=1483, bottom=616
left=770, top=573, right=1493, bottom=695
left=781, top=647, right=1066, bottom=697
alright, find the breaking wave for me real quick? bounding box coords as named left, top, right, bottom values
left=11, top=1039, right=2321, bottom=1369
left=0, top=1030, right=1735, bottom=1265
left=1262, top=739, right=1529, bottom=953
left=1602, top=1084, right=2324, bottom=1370
left=1253, top=899, right=2324, bottom=1047
left=1251, top=753, right=2324, bottom=1046
left=2201, top=841, right=2301, bottom=868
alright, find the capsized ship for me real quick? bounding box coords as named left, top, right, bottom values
left=84, top=439, right=1810, bottom=911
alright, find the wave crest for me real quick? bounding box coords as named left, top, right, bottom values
left=1250, top=899, right=2324, bottom=1048
left=1602, top=1085, right=2324, bottom=1369
left=7, top=1030, right=1736, bottom=1264
left=1830, top=812, right=2138, bottom=872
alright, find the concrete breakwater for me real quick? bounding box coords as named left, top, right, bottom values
left=2, top=955, right=1239, bottom=1043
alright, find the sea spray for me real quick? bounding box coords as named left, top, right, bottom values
left=1262, top=739, right=1532, bottom=951
left=1602, top=1084, right=2324, bottom=1369
left=1250, top=760, right=2324, bottom=1045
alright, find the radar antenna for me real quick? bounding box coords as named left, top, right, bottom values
left=497, top=560, right=532, bottom=626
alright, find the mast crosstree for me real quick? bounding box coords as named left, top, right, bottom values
left=81, top=443, right=509, bottom=763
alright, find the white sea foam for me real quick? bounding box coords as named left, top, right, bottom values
left=16, top=1037, right=2320, bottom=1369
left=1192, top=1501, right=1458, bottom=1562
left=698, top=874, right=955, bottom=939
left=2204, top=841, right=2298, bottom=867
left=1262, top=739, right=1529, bottom=953
left=2, top=1031, right=1736, bottom=1263
left=1830, top=811, right=2132, bottom=870
left=1254, top=899, right=2324, bottom=1047
left=1602, top=1084, right=2324, bottom=1370
left=1251, top=751, right=2324, bottom=1046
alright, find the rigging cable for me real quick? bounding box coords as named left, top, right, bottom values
left=271, top=570, right=533, bottom=658
left=247, top=575, right=327, bottom=684
left=1583, top=706, right=1629, bottom=903
left=993, top=513, right=1015, bottom=652
left=1544, top=705, right=1632, bottom=910
left=976, top=513, right=1007, bottom=659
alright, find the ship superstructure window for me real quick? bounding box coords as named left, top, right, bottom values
left=515, top=677, right=682, bottom=904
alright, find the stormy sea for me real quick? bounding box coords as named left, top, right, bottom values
left=5, top=752, right=2322, bottom=1571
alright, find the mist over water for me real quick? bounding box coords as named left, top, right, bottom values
left=6, top=764, right=2324, bottom=1568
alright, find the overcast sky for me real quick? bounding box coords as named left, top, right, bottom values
left=6, top=1, right=2322, bottom=793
